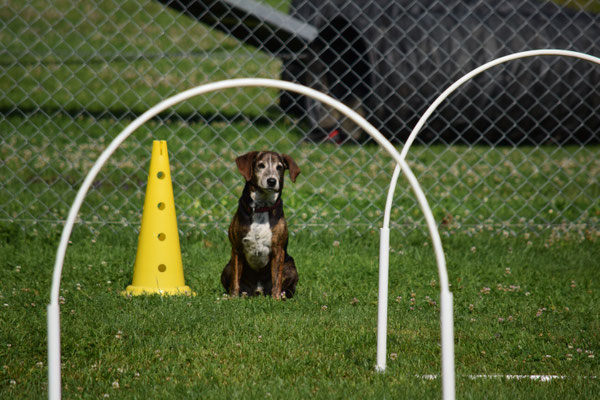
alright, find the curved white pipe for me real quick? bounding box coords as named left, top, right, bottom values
left=47, top=78, right=450, bottom=399
left=379, top=49, right=600, bottom=397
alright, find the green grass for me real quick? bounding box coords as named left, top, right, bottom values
left=1, top=0, right=282, bottom=117
left=3, top=111, right=600, bottom=234
left=1, top=224, right=599, bottom=398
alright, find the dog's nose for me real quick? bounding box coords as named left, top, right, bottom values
left=267, top=178, right=277, bottom=188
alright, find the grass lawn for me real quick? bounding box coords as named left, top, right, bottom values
left=1, top=224, right=599, bottom=398
left=3, top=112, right=600, bottom=234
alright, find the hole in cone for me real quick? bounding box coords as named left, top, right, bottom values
left=157, top=202, right=165, bottom=210
left=157, top=233, right=166, bottom=241
left=158, top=264, right=166, bottom=272
left=157, top=171, right=165, bottom=179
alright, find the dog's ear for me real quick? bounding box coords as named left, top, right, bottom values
left=281, top=153, right=301, bottom=183
left=236, top=151, right=258, bottom=182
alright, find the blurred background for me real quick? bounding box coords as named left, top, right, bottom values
left=2, top=0, right=599, bottom=236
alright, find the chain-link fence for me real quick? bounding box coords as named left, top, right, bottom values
left=2, top=0, right=599, bottom=236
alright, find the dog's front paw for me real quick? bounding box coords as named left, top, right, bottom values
left=272, top=291, right=286, bottom=300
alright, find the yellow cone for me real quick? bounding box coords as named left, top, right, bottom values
left=125, top=140, right=193, bottom=296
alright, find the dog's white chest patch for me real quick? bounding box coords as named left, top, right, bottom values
left=242, top=213, right=272, bottom=270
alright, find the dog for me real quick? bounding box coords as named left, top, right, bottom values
left=221, top=151, right=300, bottom=299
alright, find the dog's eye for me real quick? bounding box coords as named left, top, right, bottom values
left=276, top=164, right=283, bottom=171
left=257, top=162, right=265, bottom=169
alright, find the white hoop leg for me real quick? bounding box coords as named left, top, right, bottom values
left=378, top=49, right=600, bottom=398
left=47, top=302, right=61, bottom=399
left=47, top=78, right=449, bottom=399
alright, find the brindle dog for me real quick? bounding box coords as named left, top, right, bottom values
left=221, top=151, right=300, bottom=299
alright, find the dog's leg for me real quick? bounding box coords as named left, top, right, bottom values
left=230, top=248, right=242, bottom=297
left=281, top=256, right=298, bottom=298
left=271, top=249, right=285, bottom=299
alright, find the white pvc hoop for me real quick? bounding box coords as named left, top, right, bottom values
left=377, top=48, right=600, bottom=395
left=47, top=79, right=452, bottom=400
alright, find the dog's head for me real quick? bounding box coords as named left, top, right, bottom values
left=236, top=151, right=300, bottom=193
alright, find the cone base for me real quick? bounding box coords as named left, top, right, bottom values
left=124, top=285, right=195, bottom=296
